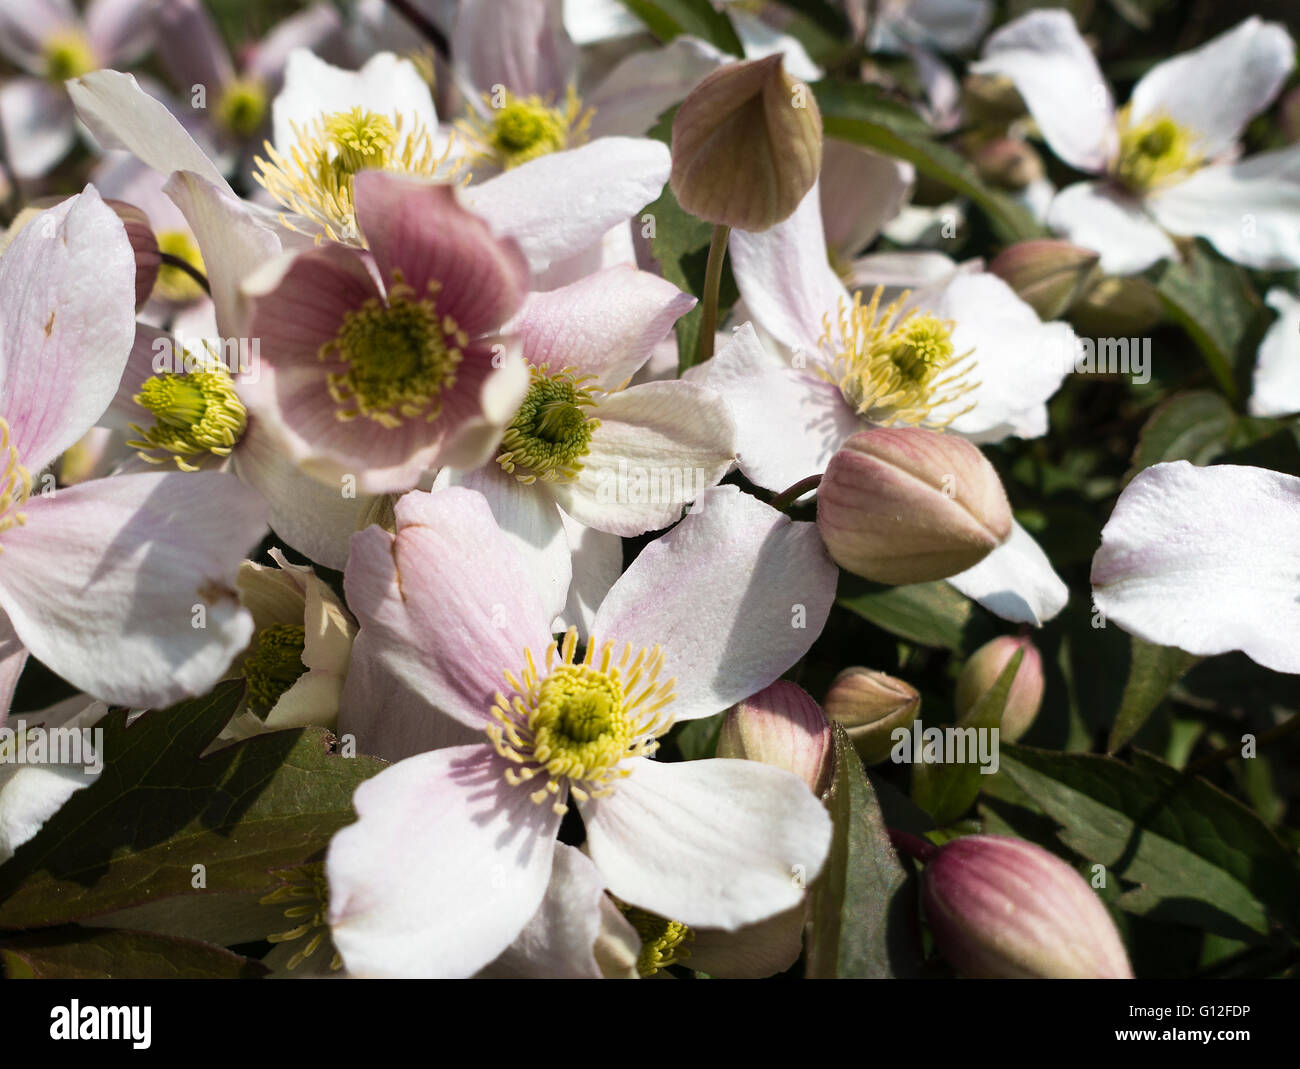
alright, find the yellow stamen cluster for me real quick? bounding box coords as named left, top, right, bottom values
left=154, top=230, right=207, bottom=303
left=496, top=365, right=601, bottom=485
left=487, top=627, right=677, bottom=814
left=261, top=863, right=342, bottom=972
left=242, top=623, right=307, bottom=716
left=0, top=419, right=32, bottom=548
left=458, top=86, right=592, bottom=171
left=621, top=905, right=695, bottom=977
left=43, top=30, right=96, bottom=82
left=216, top=77, right=268, bottom=138
left=128, top=349, right=247, bottom=471
left=253, top=107, right=460, bottom=244
left=1114, top=106, right=1202, bottom=193
left=820, top=287, right=977, bottom=430
left=319, top=270, right=465, bottom=427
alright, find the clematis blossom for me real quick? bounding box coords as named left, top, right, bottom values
left=974, top=11, right=1300, bottom=275
left=326, top=484, right=837, bottom=977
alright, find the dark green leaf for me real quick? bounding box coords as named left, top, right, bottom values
left=1107, top=639, right=1199, bottom=753
left=0, top=926, right=265, bottom=978
left=1124, top=390, right=1237, bottom=485
left=837, top=575, right=987, bottom=652
left=619, top=0, right=744, bottom=55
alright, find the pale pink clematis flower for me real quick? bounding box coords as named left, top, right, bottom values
left=325, top=484, right=837, bottom=977
left=0, top=188, right=267, bottom=724
left=974, top=11, right=1300, bottom=275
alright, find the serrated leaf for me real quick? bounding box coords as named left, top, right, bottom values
left=0, top=682, right=386, bottom=929
left=911, top=649, right=1022, bottom=825
left=1124, top=390, right=1237, bottom=485
left=837, top=575, right=988, bottom=652
left=620, top=0, right=744, bottom=55
left=0, top=926, right=265, bottom=978
left=1107, top=639, right=1199, bottom=753
left=805, top=725, right=923, bottom=977
left=813, top=80, right=1045, bottom=244
left=1000, top=746, right=1300, bottom=942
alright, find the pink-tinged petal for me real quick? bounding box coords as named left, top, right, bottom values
left=688, top=323, right=859, bottom=490
left=0, top=612, right=27, bottom=729
left=1091, top=461, right=1300, bottom=674
left=0, top=187, right=135, bottom=474
left=87, top=0, right=157, bottom=66
left=845, top=249, right=963, bottom=299
left=165, top=171, right=283, bottom=338
left=230, top=417, right=373, bottom=572
left=353, top=172, right=530, bottom=337
left=436, top=462, right=572, bottom=625
left=480, top=843, right=637, bottom=978
left=1129, top=18, right=1294, bottom=161
left=1047, top=181, right=1176, bottom=276
left=246, top=4, right=345, bottom=84
left=0, top=472, right=267, bottom=707
left=551, top=381, right=736, bottom=536
left=326, top=745, right=561, bottom=978
left=466, top=137, right=670, bottom=276
left=820, top=139, right=913, bottom=259
left=513, top=264, right=695, bottom=390
left=586, top=35, right=725, bottom=139
left=730, top=183, right=849, bottom=358
left=582, top=757, right=831, bottom=929
left=0, top=0, right=75, bottom=72
left=558, top=510, right=621, bottom=641
left=1146, top=146, right=1300, bottom=271
left=67, top=70, right=232, bottom=193
left=972, top=9, right=1116, bottom=173
left=343, top=487, right=554, bottom=731
left=948, top=520, right=1068, bottom=626
left=433, top=340, right=532, bottom=472
left=453, top=0, right=575, bottom=98
left=532, top=219, right=637, bottom=291
left=593, top=484, right=837, bottom=721
left=155, top=0, right=233, bottom=93
left=0, top=79, right=75, bottom=179
left=1249, top=288, right=1300, bottom=418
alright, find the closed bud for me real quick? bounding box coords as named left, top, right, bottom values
left=717, top=680, right=833, bottom=796
left=923, top=835, right=1133, bottom=978
left=989, top=239, right=1100, bottom=320
left=970, top=136, right=1043, bottom=190
left=962, top=73, right=1027, bottom=127
left=104, top=199, right=162, bottom=311
left=817, top=427, right=1012, bottom=585
left=955, top=635, right=1044, bottom=742
left=670, top=55, right=822, bottom=232
left=823, top=666, right=920, bottom=764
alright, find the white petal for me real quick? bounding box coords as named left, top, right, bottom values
left=582, top=757, right=831, bottom=930
left=562, top=0, right=641, bottom=44
left=972, top=9, right=1116, bottom=173
left=593, top=485, right=838, bottom=721
left=1047, top=180, right=1176, bottom=275
left=586, top=35, right=725, bottom=139
left=732, top=10, right=822, bottom=82
left=819, top=139, right=914, bottom=260
left=1129, top=17, right=1294, bottom=161
left=452, top=0, right=575, bottom=98
left=0, top=763, right=95, bottom=865
left=1091, top=461, right=1300, bottom=673
left=557, top=510, right=621, bottom=641
left=947, top=520, right=1068, bottom=626
left=326, top=745, right=560, bottom=978
left=0, top=78, right=74, bottom=179
left=1249, top=288, right=1300, bottom=417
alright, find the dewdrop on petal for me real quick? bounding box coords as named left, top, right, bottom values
left=717, top=680, right=833, bottom=796
left=823, top=667, right=920, bottom=765
left=670, top=54, right=822, bottom=232
left=817, top=427, right=1011, bottom=585
left=955, top=635, right=1044, bottom=743
left=989, top=239, right=1100, bottom=321
left=922, top=835, right=1133, bottom=979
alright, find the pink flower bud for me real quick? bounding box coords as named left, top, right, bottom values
left=717, top=680, right=833, bottom=796
left=989, top=239, right=1100, bottom=320
left=822, top=666, right=920, bottom=764
left=955, top=635, right=1044, bottom=742
left=103, top=199, right=161, bottom=311
left=923, top=835, right=1133, bottom=978
left=816, top=427, right=1012, bottom=585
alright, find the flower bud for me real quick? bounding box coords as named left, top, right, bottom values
left=922, top=835, right=1133, bottom=978
left=955, top=635, right=1044, bottom=742
left=961, top=73, right=1027, bottom=127
left=670, top=55, right=822, bottom=232
left=717, top=680, right=833, bottom=796
left=823, top=667, right=920, bottom=764
left=1072, top=274, right=1163, bottom=336
left=989, top=239, right=1100, bottom=320
left=104, top=199, right=162, bottom=311
left=817, top=427, right=1012, bottom=585
left=970, top=136, right=1043, bottom=190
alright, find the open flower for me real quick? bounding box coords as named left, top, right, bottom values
left=974, top=11, right=1299, bottom=274
left=0, top=188, right=267, bottom=720
left=326, top=483, right=837, bottom=977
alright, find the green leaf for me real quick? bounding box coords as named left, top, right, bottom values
left=1148, top=240, right=1266, bottom=402
left=1107, top=639, right=1199, bottom=753
left=813, top=80, right=1045, bottom=244
left=911, top=650, right=1023, bottom=825
left=0, top=926, right=266, bottom=978
left=805, top=725, right=923, bottom=977
left=837, top=575, right=988, bottom=652
left=0, top=682, right=386, bottom=929
left=619, top=0, right=744, bottom=55
left=1000, top=746, right=1300, bottom=942
left=672, top=711, right=724, bottom=761
left=1124, top=390, right=1237, bottom=485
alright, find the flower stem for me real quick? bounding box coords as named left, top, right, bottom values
left=690, top=223, right=730, bottom=369
left=770, top=473, right=823, bottom=513
left=158, top=253, right=211, bottom=296
left=888, top=828, right=938, bottom=864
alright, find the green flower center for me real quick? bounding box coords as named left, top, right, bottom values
left=888, top=314, right=956, bottom=383
left=622, top=906, right=694, bottom=977
left=242, top=623, right=307, bottom=716
left=129, top=357, right=247, bottom=470
left=154, top=230, right=207, bottom=303
left=324, top=107, right=399, bottom=176
left=217, top=77, right=268, bottom=138
left=1114, top=108, right=1201, bottom=192
left=262, top=862, right=342, bottom=972
left=43, top=31, right=96, bottom=82
left=320, top=272, right=465, bottom=427
left=460, top=88, right=591, bottom=171
left=496, top=367, right=600, bottom=484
